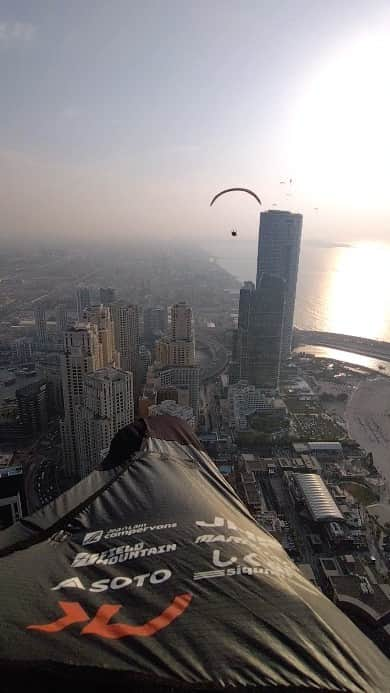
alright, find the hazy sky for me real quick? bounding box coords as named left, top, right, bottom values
left=1, top=1, right=390, bottom=246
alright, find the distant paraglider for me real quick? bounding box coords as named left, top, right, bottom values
left=210, top=187, right=262, bottom=208
left=210, top=187, right=261, bottom=240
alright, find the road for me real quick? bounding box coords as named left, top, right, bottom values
left=197, top=336, right=228, bottom=383
left=200, top=383, right=221, bottom=434
left=23, top=455, right=43, bottom=513
left=34, top=457, right=62, bottom=507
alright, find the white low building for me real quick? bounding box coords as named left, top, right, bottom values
left=149, top=399, right=195, bottom=429
left=228, top=380, right=287, bottom=431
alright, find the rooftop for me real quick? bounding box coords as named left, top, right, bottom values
left=308, top=442, right=342, bottom=452
left=331, top=575, right=390, bottom=623
left=295, top=473, right=344, bottom=523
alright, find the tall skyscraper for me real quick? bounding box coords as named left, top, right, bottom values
left=237, top=281, right=255, bottom=379
left=0, top=456, right=27, bottom=529
left=170, top=302, right=193, bottom=342
left=111, top=303, right=140, bottom=374
left=154, top=337, right=170, bottom=366
left=144, top=306, right=168, bottom=344
left=246, top=274, right=285, bottom=390
left=34, top=303, right=48, bottom=347
left=169, top=302, right=195, bottom=366
left=56, top=304, right=68, bottom=333
left=77, top=367, right=134, bottom=476
left=75, top=287, right=91, bottom=320
left=256, top=210, right=303, bottom=358
left=86, top=304, right=118, bottom=367
left=238, top=281, right=255, bottom=331
left=60, top=323, right=103, bottom=476
left=169, top=340, right=195, bottom=367
left=99, top=287, right=116, bottom=305
left=12, top=338, right=33, bottom=364
left=37, top=353, right=64, bottom=413
left=16, top=381, right=48, bottom=436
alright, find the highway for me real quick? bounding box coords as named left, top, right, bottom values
left=196, top=336, right=228, bottom=383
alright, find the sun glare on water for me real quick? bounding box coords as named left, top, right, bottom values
left=324, top=243, right=390, bottom=339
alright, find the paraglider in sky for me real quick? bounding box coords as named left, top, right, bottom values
left=210, top=187, right=262, bottom=207
left=231, top=228, right=238, bottom=237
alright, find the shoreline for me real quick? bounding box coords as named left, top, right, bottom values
left=295, top=351, right=390, bottom=484
left=293, top=345, right=390, bottom=378
left=345, top=378, right=390, bottom=484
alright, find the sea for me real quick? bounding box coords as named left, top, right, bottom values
left=205, top=239, right=390, bottom=373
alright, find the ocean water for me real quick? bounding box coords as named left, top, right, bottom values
left=206, top=240, right=390, bottom=343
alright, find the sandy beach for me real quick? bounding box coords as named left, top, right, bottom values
left=345, top=376, right=390, bottom=482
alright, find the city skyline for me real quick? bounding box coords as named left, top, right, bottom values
left=1, top=238, right=390, bottom=664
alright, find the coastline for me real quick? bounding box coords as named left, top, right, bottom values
left=345, top=377, right=390, bottom=484
left=294, top=348, right=390, bottom=484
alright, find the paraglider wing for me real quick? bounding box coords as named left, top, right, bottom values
left=0, top=415, right=389, bottom=691
left=210, top=187, right=262, bottom=207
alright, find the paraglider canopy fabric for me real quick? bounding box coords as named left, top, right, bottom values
left=0, top=415, right=389, bottom=692
left=210, top=187, right=262, bottom=207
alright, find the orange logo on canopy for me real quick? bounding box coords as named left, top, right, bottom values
left=27, top=593, right=192, bottom=639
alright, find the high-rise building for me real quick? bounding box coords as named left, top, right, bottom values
left=144, top=306, right=168, bottom=344
left=155, top=336, right=195, bottom=368
left=246, top=274, right=285, bottom=390
left=0, top=454, right=26, bottom=529
left=56, top=304, right=68, bottom=333
left=166, top=302, right=195, bottom=366
left=37, top=353, right=64, bottom=413
left=77, top=367, right=134, bottom=476
left=159, top=365, right=200, bottom=420
left=238, top=281, right=255, bottom=330
left=75, top=287, right=91, bottom=320
left=169, top=340, right=195, bottom=367
left=99, top=287, right=116, bottom=305
left=60, top=323, right=103, bottom=476
left=111, top=303, right=140, bottom=374
left=170, top=302, right=193, bottom=342
left=237, top=281, right=255, bottom=379
left=256, top=210, right=303, bottom=358
left=86, top=305, right=118, bottom=367
left=34, top=304, right=48, bottom=347
left=12, top=338, right=33, bottom=365
left=138, top=344, right=151, bottom=383
left=154, top=337, right=170, bottom=366
left=16, top=381, right=48, bottom=436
